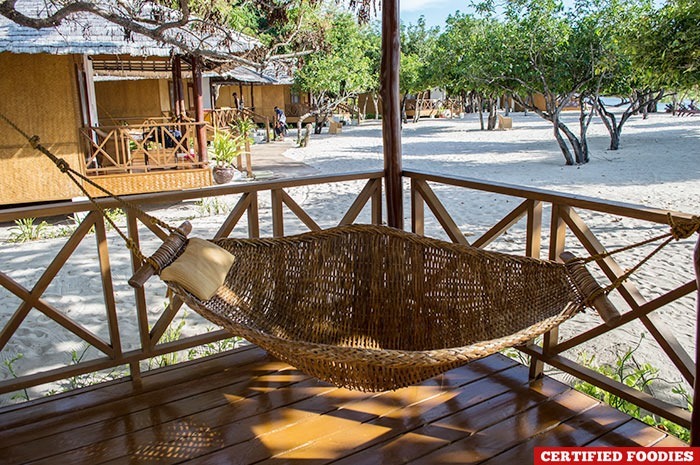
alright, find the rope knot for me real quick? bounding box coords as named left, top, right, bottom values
left=29, top=135, right=40, bottom=149
left=55, top=158, right=70, bottom=173
left=668, top=213, right=700, bottom=240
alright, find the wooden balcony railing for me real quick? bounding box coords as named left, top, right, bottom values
left=405, top=169, right=697, bottom=429
left=0, top=169, right=696, bottom=435
left=0, top=171, right=383, bottom=401
left=206, top=108, right=272, bottom=142
left=80, top=121, right=207, bottom=175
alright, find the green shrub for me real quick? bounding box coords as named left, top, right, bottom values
left=8, top=218, right=50, bottom=242
left=575, top=338, right=691, bottom=442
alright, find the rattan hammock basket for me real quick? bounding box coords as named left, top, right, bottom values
left=164, top=225, right=594, bottom=392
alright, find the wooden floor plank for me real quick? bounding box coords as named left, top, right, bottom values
left=0, top=348, right=278, bottom=452
left=169, top=356, right=519, bottom=465
left=0, top=346, right=262, bottom=438
left=408, top=388, right=600, bottom=465
left=586, top=419, right=670, bottom=447
left=254, top=358, right=523, bottom=464
left=330, top=374, right=570, bottom=465
left=478, top=403, right=634, bottom=465
left=25, top=375, right=337, bottom=465
left=653, top=435, right=689, bottom=447
left=2, top=362, right=301, bottom=464
left=0, top=348, right=686, bottom=465
left=0, top=345, right=260, bottom=432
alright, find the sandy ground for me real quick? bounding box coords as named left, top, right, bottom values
left=1, top=110, right=699, bottom=407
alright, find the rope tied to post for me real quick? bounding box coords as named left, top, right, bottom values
left=569, top=214, right=700, bottom=300
left=0, top=111, right=182, bottom=269
left=669, top=214, right=700, bottom=241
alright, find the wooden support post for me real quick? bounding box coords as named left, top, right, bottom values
left=172, top=56, right=185, bottom=119
left=530, top=204, right=568, bottom=379
left=692, top=234, right=700, bottom=446
left=381, top=0, right=402, bottom=229
left=190, top=55, right=208, bottom=163
left=411, top=178, right=424, bottom=236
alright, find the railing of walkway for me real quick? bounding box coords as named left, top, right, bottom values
left=0, top=169, right=696, bottom=435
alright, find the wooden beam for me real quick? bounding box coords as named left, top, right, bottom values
left=191, top=55, right=208, bottom=163
left=172, top=56, right=184, bottom=119
left=692, top=234, right=700, bottom=446
left=381, top=0, right=402, bottom=229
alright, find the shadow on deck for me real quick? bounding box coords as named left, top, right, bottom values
left=0, top=346, right=686, bottom=464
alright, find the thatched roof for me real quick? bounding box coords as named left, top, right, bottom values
left=207, top=66, right=279, bottom=85
left=0, top=0, right=258, bottom=58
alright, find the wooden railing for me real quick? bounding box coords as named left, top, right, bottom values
left=206, top=108, right=272, bottom=142
left=285, top=103, right=312, bottom=119
left=406, top=169, right=697, bottom=429
left=0, top=168, right=696, bottom=434
left=0, top=171, right=383, bottom=401
left=405, top=98, right=440, bottom=117
left=80, top=121, right=206, bottom=175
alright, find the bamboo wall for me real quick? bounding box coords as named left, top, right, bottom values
left=0, top=52, right=83, bottom=205
left=216, top=83, right=291, bottom=121
left=95, top=78, right=165, bottom=124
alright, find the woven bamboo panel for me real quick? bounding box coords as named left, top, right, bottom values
left=84, top=168, right=212, bottom=197
left=95, top=79, right=164, bottom=124
left=0, top=53, right=84, bottom=204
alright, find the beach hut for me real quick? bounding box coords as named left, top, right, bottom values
left=0, top=0, right=256, bottom=205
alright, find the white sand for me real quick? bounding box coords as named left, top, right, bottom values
left=1, top=110, right=699, bottom=407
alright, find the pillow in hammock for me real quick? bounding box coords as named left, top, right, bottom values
left=160, top=238, right=235, bottom=301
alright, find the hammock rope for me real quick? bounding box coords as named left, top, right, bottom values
left=3, top=111, right=697, bottom=286
left=0, top=112, right=179, bottom=272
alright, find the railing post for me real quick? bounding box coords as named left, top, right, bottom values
left=190, top=55, right=208, bottom=163
left=692, top=234, right=700, bottom=446
left=526, top=200, right=543, bottom=259
left=271, top=189, right=284, bottom=237
left=381, top=0, right=402, bottom=230
left=411, top=177, right=424, bottom=236
left=529, top=203, right=567, bottom=379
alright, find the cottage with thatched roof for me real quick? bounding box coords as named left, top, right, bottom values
left=0, top=0, right=257, bottom=204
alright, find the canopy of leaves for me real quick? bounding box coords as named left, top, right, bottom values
left=399, top=17, right=439, bottom=95
left=630, top=0, right=700, bottom=91
left=293, top=11, right=373, bottom=97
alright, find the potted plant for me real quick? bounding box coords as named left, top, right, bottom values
left=232, top=118, right=256, bottom=177
left=211, top=131, right=241, bottom=184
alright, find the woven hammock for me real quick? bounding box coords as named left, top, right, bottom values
left=133, top=224, right=617, bottom=392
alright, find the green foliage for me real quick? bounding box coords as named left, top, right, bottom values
left=211, top=131, right=242, bottom=167
left=630, top=0, right=700, bottom=92
left=575, top=339, right=691, bottom=443
left=8, top=218, right=50, bottom=243
left=294, top=12, right=374, bottom=99
left=195, top=197, right=230, bottom=216
left=188, top=332, right=245, bottom=359
left=233, top=118, right=256, bottom=142
left=2, top=353, right=30, bottom=402
left=400, top=17, right=440, bottom=96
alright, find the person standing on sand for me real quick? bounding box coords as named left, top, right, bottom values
left=274, top=106, right=287, bottom=141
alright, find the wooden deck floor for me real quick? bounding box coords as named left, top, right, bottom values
left=0, top=345, right=686, bottom=464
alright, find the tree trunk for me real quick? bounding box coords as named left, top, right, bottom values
left=372, top=93, right=380, bottom=119
left=595, top=89, right=664, bottom=151
left=478, top=94, right=485, bottom=130
left=553, top=122, right=575, bottom=166
left=413, top=93, right=422, bottom=123
left=487, top=97, right=497, bottom=131
left=401, top=94, right=408, bottom=124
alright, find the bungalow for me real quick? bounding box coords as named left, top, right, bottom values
left=0, top=0, right=256, bottom=205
